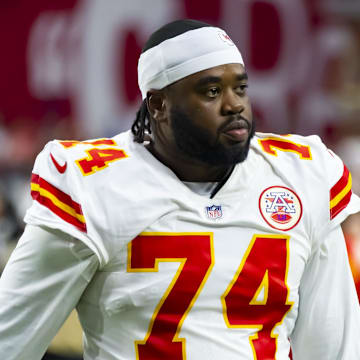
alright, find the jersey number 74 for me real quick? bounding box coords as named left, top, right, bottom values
left=127, top=233, right=293, bottom=360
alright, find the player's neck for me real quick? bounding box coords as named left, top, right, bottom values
left=145, top=142, right=232, bottom=182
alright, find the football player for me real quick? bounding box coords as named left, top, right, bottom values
left=0, top=19, right=360, bottom=360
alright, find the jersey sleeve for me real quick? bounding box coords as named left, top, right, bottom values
left=24, top=140, right=108, bottom=266
left=327, top=148, right=360, bottom=224
left=255, top=133, right=360, bottom=237
left=315, top=138, right=360, bottom=237
left=0, top=225, right=98, bottom=359
left=290, top=225, right=360, bottom=359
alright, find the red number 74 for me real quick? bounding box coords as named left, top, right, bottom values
left=127, top=233, right=293, bottom=360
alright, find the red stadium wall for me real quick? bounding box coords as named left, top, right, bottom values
left=0, top=0, right=344, bottom=136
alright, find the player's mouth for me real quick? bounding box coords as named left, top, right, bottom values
left=221, top=119, right=250, bottom=142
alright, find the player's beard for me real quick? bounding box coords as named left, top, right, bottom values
left=170, top=107, right=255, bottom=166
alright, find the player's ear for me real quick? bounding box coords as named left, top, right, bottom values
left=146, top=90, right=167, bottom=123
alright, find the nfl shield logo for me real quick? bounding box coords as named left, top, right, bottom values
left=206, top=205, right=223, bottom=220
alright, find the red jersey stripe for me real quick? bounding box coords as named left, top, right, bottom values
left=330, top=165, right=350, bottom=200
left=30, top=173, right=87, bottom=232
left=330, top=190, right=352, bottom=220
left=31, top=173, right=40, bottom=184
left=31, top=173, right=83, bottom=215
left=31, top=189, right=87, bottom=232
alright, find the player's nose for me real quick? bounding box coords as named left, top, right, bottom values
left=221, top=89, right=245, bottom=115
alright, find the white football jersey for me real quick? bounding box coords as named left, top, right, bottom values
left=24, top=131, right=360, bottom=360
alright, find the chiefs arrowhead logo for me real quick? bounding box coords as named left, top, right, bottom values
left=50, top=153, right=67, bottom=174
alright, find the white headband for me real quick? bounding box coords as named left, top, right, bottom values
left=138, top=26, right=244, bottom=99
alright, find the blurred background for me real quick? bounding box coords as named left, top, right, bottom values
left=0, top=0, right=359, bottom=359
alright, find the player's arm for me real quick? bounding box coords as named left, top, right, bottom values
left=290, top=223, right=360, bottom=359
left=0, top=224, right=99, bottom=360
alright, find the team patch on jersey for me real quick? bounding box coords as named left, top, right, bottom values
left=30, top=173, right=87, bottom=232
left=205, top=205, right=223, bottom=220
left=330, top=164, right=352, bottom=220
left=259, top=186, right=302, bottom=231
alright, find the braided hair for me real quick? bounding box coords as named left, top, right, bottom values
left=131, top=19, right=212, bottom=143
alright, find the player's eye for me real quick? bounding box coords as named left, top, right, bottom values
left=206, top=87, right=220, bottom=98
left=235, top=84, right=248, bottom=95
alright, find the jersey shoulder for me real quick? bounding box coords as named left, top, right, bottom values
left=31, top=131, right=134, bottom=187
left=254, top=132, right=321, bottom=161
left=253, top=132, right=360, bottom=226
left=25, top=132, right=136, bottom=265
left=254, top=132, right=341, bottom=178
left=25, top=131, right=177, bottom=266
left=29, top=133, right=130, bottom=207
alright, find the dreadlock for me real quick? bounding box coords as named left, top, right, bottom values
left=131, top=19, right=212, bottom=143
left=131, top=100, right=151, bottom=143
